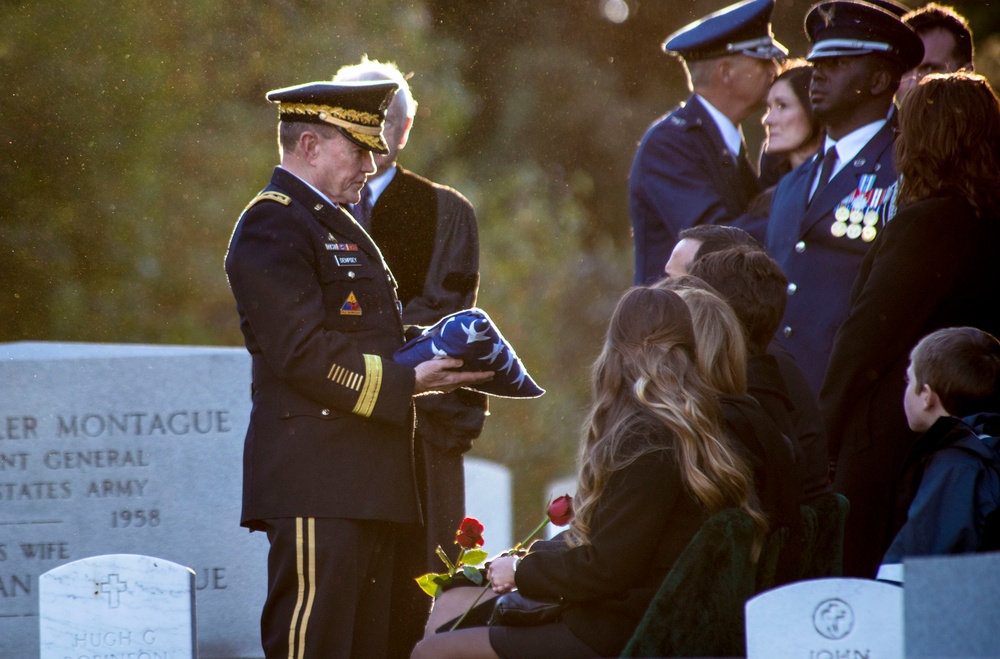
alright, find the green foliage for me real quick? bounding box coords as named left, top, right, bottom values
left=3, top=0, right=998, bottom=538
left=415, top=572, right=451, bottom=599
left=416, top=544, right=487, bottom=597
left=461, top=563, right=486, bottom=585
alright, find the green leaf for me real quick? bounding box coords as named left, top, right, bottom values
left=460, top=549, right=488, bottom=566
left=415, top=572, right=451, bottom=599
left=435, top=545, right=457, bottom=575
left=462, top=565, right=485, bottom=586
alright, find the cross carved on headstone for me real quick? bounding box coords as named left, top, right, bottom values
left=99, top=574, right=127, bottom=609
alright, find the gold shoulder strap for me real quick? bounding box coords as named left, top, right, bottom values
left=243, top=191, right=291, bottom=213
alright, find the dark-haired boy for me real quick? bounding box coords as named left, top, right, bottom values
left=882, top=327, right=1000, bottom=564
left=690, top=245, right=829, bottom=499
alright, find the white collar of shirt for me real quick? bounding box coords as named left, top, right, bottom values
left=695, top=94, right=743, bottom=159
left=821, top=119, right=886, bottom=179
left=363, top=165, right=397, bottom=205
left=277, top=166, right=336, bottom=207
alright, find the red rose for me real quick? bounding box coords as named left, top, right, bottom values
left=547, top=494, right=574, bottom=526
left=455, top=517, right=485, bottom=549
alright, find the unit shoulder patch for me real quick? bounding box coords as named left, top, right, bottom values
left=243, top=191, right=292, bottom=213
left=341, top=292, right=362, bottom=316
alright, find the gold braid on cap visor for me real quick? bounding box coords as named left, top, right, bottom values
left=279, top=102, right=385, bottom=151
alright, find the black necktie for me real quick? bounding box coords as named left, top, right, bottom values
left=811, top=146, right=838, bottom=202
left=354, top=185, right=373, bottom=230
left=736, top=143, right=759, bottom=201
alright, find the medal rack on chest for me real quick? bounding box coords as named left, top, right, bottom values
left=830, top=172, right=891, bottom=243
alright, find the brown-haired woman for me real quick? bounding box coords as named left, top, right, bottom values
left=759, top=60, right=825, bottom=187
left=752, top=60, right=825, bottom=216
left=820, top=72, right=1000, bottom=578
left=411, top=287, right=766, bottom=659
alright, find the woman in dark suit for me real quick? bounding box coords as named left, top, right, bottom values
left=820, top=72, right=1000, bottom=578
left=411, top=287, right=767, bottom=658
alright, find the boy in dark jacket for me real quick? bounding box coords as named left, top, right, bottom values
left=882, top=327, right=1000, bottom=564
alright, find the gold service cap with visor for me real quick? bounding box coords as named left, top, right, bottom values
left=266, top=80, right=398, bottom=154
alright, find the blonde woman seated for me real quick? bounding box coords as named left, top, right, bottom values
left=660, top=278, right=801, bottom=537
left=411, top=287, right=766, bottom=659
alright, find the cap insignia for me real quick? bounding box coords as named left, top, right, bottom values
left=279, top=102, right=381, bottom=129
left=820, top=5, right=836, bottom=27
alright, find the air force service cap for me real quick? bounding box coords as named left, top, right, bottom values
left=858, top=0, right=909, bottom=17
left=805, top=1, right=924, bottom=70
left=265, top=81, right=398, bottom=154
left=663, top=0, right=788, bottom=61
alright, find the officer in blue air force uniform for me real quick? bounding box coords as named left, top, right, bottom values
left=225, top=81, right=491, bottom=659
left=765, top=1, right=924, bottom=397
left=629, top=0, right=786, bottom=285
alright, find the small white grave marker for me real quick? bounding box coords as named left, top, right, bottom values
left=745, top=577, right=903, bottom=659
left=464, top=457, right=512, bottom=551
left=39, top=554, right=196, bottom=659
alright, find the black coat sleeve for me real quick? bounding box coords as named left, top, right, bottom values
left=514, top=445, right=684, bottom=603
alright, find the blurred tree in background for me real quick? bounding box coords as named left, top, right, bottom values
left=2, top=0, right=997, bottom=538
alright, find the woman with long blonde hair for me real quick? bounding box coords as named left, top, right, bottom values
left=662, top=277, right=802, bottom=539
left=668, top=282, right=748, bottom=396
left=412, top=287, right=766, bottom=659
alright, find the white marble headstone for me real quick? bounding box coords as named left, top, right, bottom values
left=905, top=551, right=1000, bottom=658
left=39, top=554, right=195, bottom=658
left=463, top=457, right=512, bottom=551
left=875, top=562, right=904, bottom=584
left=745, top=578, right=904, bottom=659
left=0, top=342, right=267, bottom=658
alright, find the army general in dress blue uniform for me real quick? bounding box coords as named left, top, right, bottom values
left=225, top=81, right=491, bottom=659
left=766, top=1, right=923, bottom=402
left=629, top=0, right=786, bottom=285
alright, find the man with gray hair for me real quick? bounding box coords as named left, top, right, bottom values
left=334, top=57, right=487, bottom=656
left=628, top=0, right=786, bottom=285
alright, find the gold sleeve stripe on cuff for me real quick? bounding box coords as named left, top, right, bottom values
left=327, top=363, right=362, bottom=392
left=352, top=354, right=382, bottom=418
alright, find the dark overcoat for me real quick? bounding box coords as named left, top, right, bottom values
left=369, top=167, right=488, bottom=551
left=819, top=195, right=1000, bottom=576
left=368, top=166, right=489, bottom=657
